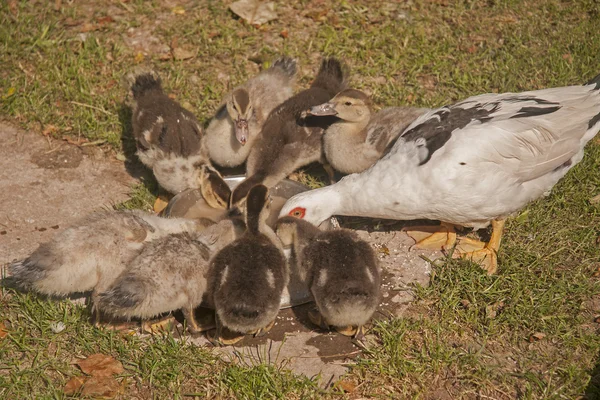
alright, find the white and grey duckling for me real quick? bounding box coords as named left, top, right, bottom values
left=205, top=57, right=298, bottom=168
left=128, top=70, right=230, bottom=209
left=276, top=217, right=380, bottom=339
left=208, top=185, right=287, bottom=345
left=9, top=210, right=204, bottom=323
left=230, top=58, right=347, bottom=208
left=280, top=73, right=600, bottom=274
left=96, top=211, right=246, bottom=333
left=308, top=88, right=428, bottom=174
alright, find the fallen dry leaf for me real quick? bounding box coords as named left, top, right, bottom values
left=280, top=29, right=289, bottom=39
left=2, top=87, right=16, bottom=100
left=335, top=379, right=356, bottom=393
left=96, top=16, right=115, bottom=25
left=485, top=301, right=505, bottom=319
left=229, top=0, right=277, bottom=25
left=0, top=322, right=8, bottom=339
left=63, top=17, right=81, bottom=27
left=153, top=196, right=170, bottom=214
left=134, top=51, right=145, bottom=63
left=64, top=376, right=86, bottom=395
left=172, top=6, right=186, bottom=15
left=529, top=332, right=546, bottom=342
left=80, top=22, right=98, bottom=33
left=172, top=48, right=194, bottom=60
left=76, top=354, right=124, bottom=377
left=42, top=124, right=59, bottom=136
left=8, top=0, right=18, bottom=15
left=81, top=376, right=122, bottom=398
left=590, top=193, right=600, bottom=205
left=376, top=244, right=390, bottom=256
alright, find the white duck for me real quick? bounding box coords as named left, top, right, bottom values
left=280, top=74, right=600, bottom=274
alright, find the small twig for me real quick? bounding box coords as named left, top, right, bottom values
left=69, top=101, right=115, bottom=116
left=81, top=139, right=107, bottom=147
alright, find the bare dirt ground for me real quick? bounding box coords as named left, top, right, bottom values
left=1, top=121, right=438, bottom=385
left=0, top=122, right=137, bottom=265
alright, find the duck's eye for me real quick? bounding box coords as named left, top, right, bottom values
left=344, top=101, right=352, bottom=106
left=289, top=207, right=306, bottom=219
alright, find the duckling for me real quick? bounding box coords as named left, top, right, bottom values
left=276, top=216, right=380, bottom=339
left=128, top=70, right=230, bottom=209
left=205, top=57, right=298, bottom=168
left=96, top=212, right=246, bottom=333
left=308, top=89, right=428, bottom=174
left=209, top=185, right=287, bottom=345
left=9, top=210, right=203, bottom=322
left=230, top=58, right=347, bottom=208
left=96, top=233, right=208, bottom=333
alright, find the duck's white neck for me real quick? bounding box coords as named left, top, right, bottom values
left=315, top=143, right=428, bottom=221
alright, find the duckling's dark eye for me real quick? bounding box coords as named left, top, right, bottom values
left=344, top=101, right=352, bottom=106
left=289, top=207, right=306, bottom=219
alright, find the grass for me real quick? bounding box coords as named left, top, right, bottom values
left=1, top=0, right=600, bottom=398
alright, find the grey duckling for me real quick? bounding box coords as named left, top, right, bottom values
left=209, top=185, right=287, bottom=345
left=230, top=58, right=347, bottom=208
left=9, top=210, right=203, bottom=322
left=276, top=216, right=381, bottom=339
left=309, top=88, right=428, bottom=174
left=96, top=213, right=246, bottom=333
left=128, top=71, right=230, bottom=209
left=205, top=57, right=298, bottom=168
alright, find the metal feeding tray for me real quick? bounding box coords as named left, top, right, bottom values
left=163, top=175, right=336, bottom=309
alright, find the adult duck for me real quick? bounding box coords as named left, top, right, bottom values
left=280, top=74, right=600, bottom=274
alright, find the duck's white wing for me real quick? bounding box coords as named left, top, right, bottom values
left=397, top=80, right=600, bottom=182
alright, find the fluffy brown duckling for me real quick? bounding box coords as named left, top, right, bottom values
left=230, top=58, right=347, bottom=208
left=205, top=57, right=298, bottom=168
left=208, top=185, right=287, bottom=345
left=128, top=71, right=230, bottom=209
left=309, top=89, right=428, bottom=174
left=276, top=216, right=381, bottom=339
left=96, top=213, right=246, bottom=333
left=9, top=210, right=203, bottom=322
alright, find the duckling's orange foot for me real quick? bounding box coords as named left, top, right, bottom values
left=308, top=310, right=330, bottom=331
left=334, top=325, right=359, bottom=337
left=404, top=223, right=457, bottom=251
left=141, top=315, right=177, bottom=334
left=453, top=247, right=498, bottom=275
left=208, top=327, right=246, bottom=346
left=251, top=319, right=275, bottom=337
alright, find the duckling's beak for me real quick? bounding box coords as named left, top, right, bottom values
left=308, top=102, right=338, bottom=116
left=235, top=119, right=249, bottom=145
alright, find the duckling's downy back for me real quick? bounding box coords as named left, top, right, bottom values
left=209, top=185, right=287, bottom=333
left=129, top=72, right=203, bottom=159
left=305, top=230, right=381, bottom=328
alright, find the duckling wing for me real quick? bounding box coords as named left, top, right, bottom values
left=366, top=107, right=429, bottom=153
left=135, top=94, right=204, bottom=157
